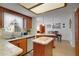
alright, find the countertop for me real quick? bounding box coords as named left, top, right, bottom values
left=33, top=37, right=54, bottom=45
left=36, top=33, right=56, bottom=36
left=0, top=34, right=54, bottom=55
left=6, top=35, right=35, bottom=41
left=0, top=34, right=35, bottom=56
left=5, top=34, right=55, bottom=41
left=0, top=40, right=23, bottom=56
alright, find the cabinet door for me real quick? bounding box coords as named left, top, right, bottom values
left=39, top=24, right=45, bottom=33
left=0, top=7, right=4, bottom=28
left=17, top=39, right=27, bottom=55
left=9, top=39, right=27, bottom=55
left=27, top=17, right=32, bottom=29
left=23, top=17, right=32, bottom=30
left=9, top=40, right=18, bottom=46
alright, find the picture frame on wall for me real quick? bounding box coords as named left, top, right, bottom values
left=47, top=24, right=51, bottom=28
left=62, top=23, right=65, bottom=28
left=46, top=23, right=61, bottom=29
left=52, top=23, right=61, bottom=29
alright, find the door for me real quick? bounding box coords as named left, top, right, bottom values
left=75, top=8, right=79, bottom=56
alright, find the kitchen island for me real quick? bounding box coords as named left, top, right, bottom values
left=33, top=37, right=54, bottom=56
left=35, top=33, right=56, bottom=48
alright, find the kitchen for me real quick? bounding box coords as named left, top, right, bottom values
left=0, top=3, right=78, bottom=56
left=0, top=4, right=55, bottom=56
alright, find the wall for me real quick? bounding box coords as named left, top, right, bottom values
left=70, top=13, right=75, bottom=47
left=32, top=3, right=79, bottom=47
left=36, top=13, right=71, bottom=41
left=31, top=17, right=37, bottom=35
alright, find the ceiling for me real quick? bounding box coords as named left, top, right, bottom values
left=20, top=3, right=65, bottom=14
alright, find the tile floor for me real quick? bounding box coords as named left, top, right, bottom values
left=25, top=40, right=75, bottom=56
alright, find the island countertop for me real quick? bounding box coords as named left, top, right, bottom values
left=0, top=40, right=23, bottom=56
left=33, top=37, right=54, bottom=45
left=36, top=33, right=56, bottom=36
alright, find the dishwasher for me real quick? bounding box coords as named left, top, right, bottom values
left=27, top=37, right=34, bottom=53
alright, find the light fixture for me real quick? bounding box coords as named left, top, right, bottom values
left=20, top=3, right=39, bottom=9
left=30, top=3, right=65, bottom=14
left=20, top=3, right=65, bottom=14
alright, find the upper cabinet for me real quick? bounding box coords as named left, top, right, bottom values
left=0, top=7, right=4, bottom=28
left=23, top=16, right=32, bottom=30
left=27, top=17, right=32, bottom=29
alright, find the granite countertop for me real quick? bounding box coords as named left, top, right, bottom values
left=0, top=34, right=54, bottom=55
left=0, top=34, right=35, bottom=56
left=0, top=40, right=23, bottom=56
left=32, top=37, right=53, bottom=45
left=6, top=35, right=35, bottom=41
left=36, top=33, right=56, bottom=36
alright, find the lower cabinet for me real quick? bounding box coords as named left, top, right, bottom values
left=9, top=38, right=27, bottom=55
left=33, top=41, right=53, bottom=56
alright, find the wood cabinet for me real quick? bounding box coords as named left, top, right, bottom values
left=35, top=34, right=56, bottom=48
left=27, top=17, right=32, bottom=29
left=39, top=24, right=45, bottom=33
left=9, top=38, right=27, bottom=55
left=75, top=8, right=79, bottom=56
left=23, top=17, right=32, bottom=30
left=0, top=7, right=4, bottom=28
left=37, top=24, right=45, bottom=33
left=33, top=41, right=53, bottom=56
